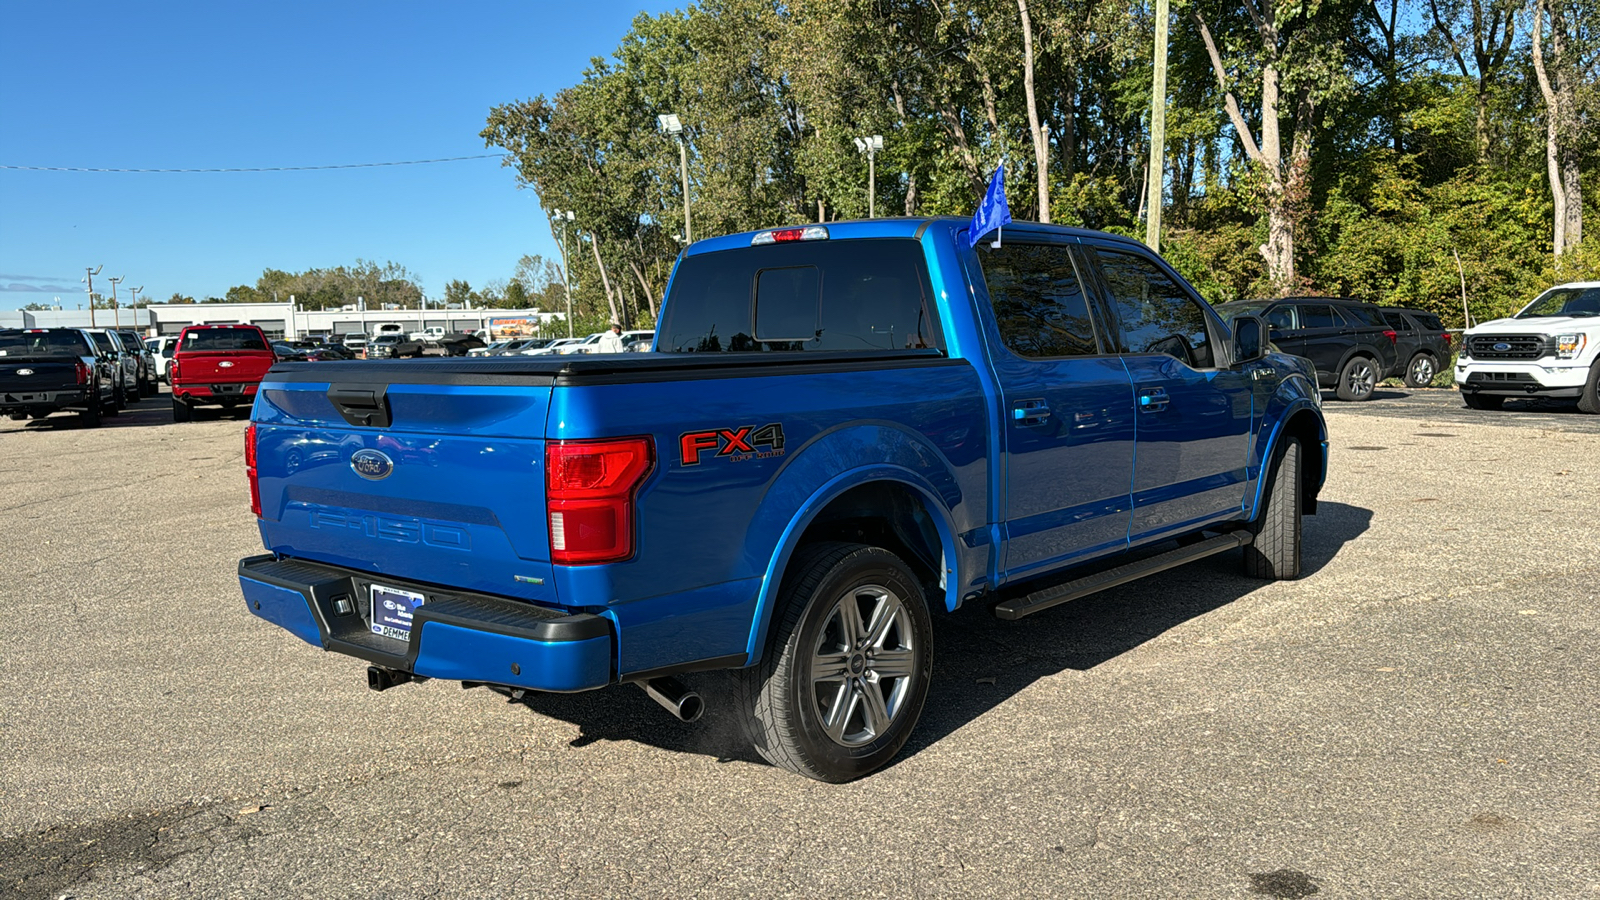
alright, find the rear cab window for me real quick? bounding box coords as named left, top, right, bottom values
left=0, top=329, right=92, bottom=357
left=658, top=239, right=942, bottom=353
left=181, top=328, right=268, bottom=352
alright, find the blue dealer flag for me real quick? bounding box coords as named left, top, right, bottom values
left=968, top=164, right=1012, bottom=248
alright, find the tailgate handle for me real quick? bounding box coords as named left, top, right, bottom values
left=328, top=386, right=391, bottom=428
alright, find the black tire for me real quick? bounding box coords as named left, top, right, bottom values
left=140, top=372, right=156, bottom=397
left=122, top=375, right=138, bottom=405
left=1243, top=437, right=1302, bottom=580
left=737, top=542, right=933, bottom=782
left=1578, top=360, right=1600, bottom=415
left=172, top=395, right=193, bottom=423
left=1462, top=393, right=1504, bottom=410
left=80, top=394, right=102, bottom=427
left=1403, top=353, right=1438, bottom=388
left=1334, top=356, right=1379, bottom=401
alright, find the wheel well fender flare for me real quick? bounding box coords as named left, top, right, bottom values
left=743, top=466, right=962, bottom=667
left=1249, top=401, right=1327, bottom=519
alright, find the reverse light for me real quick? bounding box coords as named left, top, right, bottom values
left=546, top=436, right=655, bottom=565
left=1556, top=333, right=1586, bottom=359
left=245, top=423, right=262, bottom=518
left=751, top=226, right=829, bottom=245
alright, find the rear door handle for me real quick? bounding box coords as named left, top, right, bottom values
left=1138, top=388, right=1170, bottom=412
left=1012, top=398, right=1051, bottom=426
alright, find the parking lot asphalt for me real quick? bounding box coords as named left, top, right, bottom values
left=2, top=387, right=1597, bottom=898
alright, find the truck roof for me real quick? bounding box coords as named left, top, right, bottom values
left=682, top=216, right=1150, bottom=258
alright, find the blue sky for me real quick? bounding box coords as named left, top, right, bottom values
left=0, top=1, right=677, bottom=307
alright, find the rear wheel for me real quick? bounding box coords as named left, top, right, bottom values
left=737, top=542, right=933, bottom=782
left=172, top=395, right=192, bottom=423
left=1244, top=437, right=1301, bottom=580
left=1462, top=393, right=1504, bottom=410
left=80, top=395, right=102, bottom=427
left=1403, top=353, right=1438, bottom=388
left=1578, top=360, right=1600, bottom=415
left=1335, top=356, right=1378, bottom=401
left=139, top=371, right=156, bottom=397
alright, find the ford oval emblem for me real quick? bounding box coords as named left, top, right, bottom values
left=1492, top=342, right=1511, bottom=352
left=219, top=360, right=235, bottom=368
left=350, top=449, right=394, bottom=480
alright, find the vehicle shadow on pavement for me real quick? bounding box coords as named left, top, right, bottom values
left=510, top=501, right=1373, bottom=772
left=6, top=392, right=251, bottom=431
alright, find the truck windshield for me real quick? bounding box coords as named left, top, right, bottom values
left=181, top=329, right=267, bottom=351
left=657, top=238, right=941, bottom=353
left=0, top=330, right=90, bottom=357
left=1516, top=286, right=1600, bottom=318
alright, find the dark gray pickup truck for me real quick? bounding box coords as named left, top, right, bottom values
left=0, top=328, right=121, bottom=426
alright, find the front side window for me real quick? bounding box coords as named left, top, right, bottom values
left=977, top=242, right=1100, bottom=359
left=1095, top=250, right=1215, bottom=368
left=1265, top=306, right=1296, bottom=329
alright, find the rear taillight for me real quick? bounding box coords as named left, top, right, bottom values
left=1442, top=332, right=1453, bottom=346
left=245, top=423, right=262, bottom=518
left=74, top=360, right=90, bottom=385
left=1383, top=330, right=1397, bottom=344
left=546, top=436, right=655, bottom=565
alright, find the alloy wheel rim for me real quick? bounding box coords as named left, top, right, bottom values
left=809, top=583, right=917, bottom=747
left=1412, top=358, right=1434, bottom=384
left=1350, top=363, right=1375, bottom=397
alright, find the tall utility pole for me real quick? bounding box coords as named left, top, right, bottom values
left=109, top=276, right=124, bottom=328
left=854, top=135, right=884, bottom=218
left=1144, top=0, right=1170, bottom=251
left=82, top=265, right=103, bottom=327
left=657, top=114, right=691, bottom=242
left=551, top=208, right=576, bottom=338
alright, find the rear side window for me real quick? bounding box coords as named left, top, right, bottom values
left=1343, top=305, right=1386, bottom=328
left=1297, top=304, right=1341, bottom=328
left=0, top=330, right=92, bottom=357
left=658, top=238, right=941, bottom=353
left=90, top=331, right=117, bottom=353
left=976, top=242, right=1100, bottom=358
left=181, top=328, right=267, bottom=352
left=1095, top=249, right=1215, bottom=368
left=1413, top=312, right=1444, bottom=331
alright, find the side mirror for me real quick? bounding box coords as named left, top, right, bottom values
left=1233, top=315, right=1266, bottom=364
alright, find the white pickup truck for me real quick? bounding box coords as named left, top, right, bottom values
left=1455, top=281, right=1600, bottom=412
left=407, top=326, right=447, bottom=342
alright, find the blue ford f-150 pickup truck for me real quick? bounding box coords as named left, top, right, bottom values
left=240, top=217, right=1327, bottom=781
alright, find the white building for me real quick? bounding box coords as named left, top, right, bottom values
left=3, top=303, right=564, bottom=341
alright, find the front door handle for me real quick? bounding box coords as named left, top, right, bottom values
left=1012, top=398, right=1051, bottom=426
left=1138, top=388, right=1170, bottom=412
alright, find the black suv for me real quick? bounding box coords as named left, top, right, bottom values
left=1379, top=308, right=1453, bottom=388
left=1215, top=297, right=1400, bottom=400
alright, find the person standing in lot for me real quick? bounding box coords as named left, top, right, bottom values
left=597, top=319, right=626, bottom=354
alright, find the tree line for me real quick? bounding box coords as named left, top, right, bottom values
left=482, top=0, right=1596, bottom=327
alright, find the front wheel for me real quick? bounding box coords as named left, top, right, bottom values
left=1243, top=437, right=1302, bottom=580
left=737, top=542, right=933, bottom=782
left=1335, top=356, right=1378, bottom=401
left=1403, top=353, right=1438, bottom=388
left=1578, top=360, right=1600, bottom=415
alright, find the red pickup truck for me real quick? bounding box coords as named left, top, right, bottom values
left=169, top=324, right=276, bottom=422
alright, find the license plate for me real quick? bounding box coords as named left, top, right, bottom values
left=369, top=584, right=426, bottom=642
left=212, top=383, right=245, bottom=394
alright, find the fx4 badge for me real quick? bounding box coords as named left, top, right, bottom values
left=680, top=423, right=786, bottom=466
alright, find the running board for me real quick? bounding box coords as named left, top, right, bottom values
left=993, top=531, right=1253, bottom=621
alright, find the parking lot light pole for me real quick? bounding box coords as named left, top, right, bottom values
left=551, top=208, right=576, bottom=338
left=657, top=114, right=691, bottom=243
left=108, top=276, right=123, bottom=328
left=853, top=135, right=884, bottom=218
left=128, top=286, right=143, bottom=331
left=82, top=265, right=103, bottom=328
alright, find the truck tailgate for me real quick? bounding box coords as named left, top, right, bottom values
left=1, top=360, right=80, bottom=394
left=252, top=375, right=558, bottom=606
left=177, top=351, right=275, bottom=383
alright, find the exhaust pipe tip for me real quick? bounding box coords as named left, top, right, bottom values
left=641, top=676, right=704, bottom=722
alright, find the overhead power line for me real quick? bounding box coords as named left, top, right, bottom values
left=0, top=154, right=507, bottom=173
